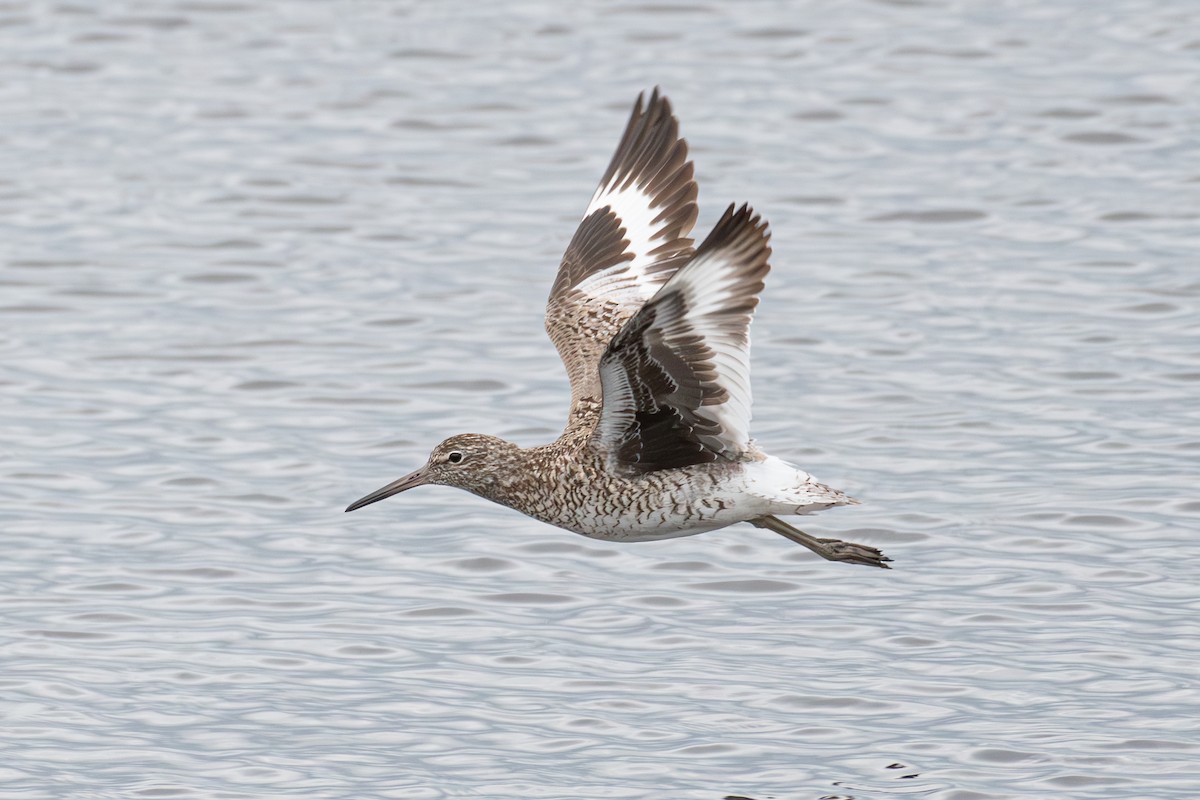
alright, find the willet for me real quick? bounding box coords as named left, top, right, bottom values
left=347, top=90, right=890, bottom=569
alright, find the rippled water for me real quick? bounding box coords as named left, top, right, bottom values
left=4, top=1, right=1199, bottom=798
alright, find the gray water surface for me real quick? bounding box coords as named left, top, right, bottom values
left=4, top=1, right=1199, bottom=798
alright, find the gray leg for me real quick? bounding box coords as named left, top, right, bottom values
left=750, top=515, right=892, bottom=569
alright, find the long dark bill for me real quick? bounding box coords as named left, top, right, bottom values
left=345, top=467, right=427, bottom=512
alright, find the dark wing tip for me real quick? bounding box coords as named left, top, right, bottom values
left=598, top=90, right=695, bottom=206
left=694, top=203, right=773, bottom=286
left=550, top=90, right=700, bottom=309
left=700, top=202, right=769, bottom=245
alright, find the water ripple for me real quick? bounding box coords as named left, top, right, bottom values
left=2, top=1, right=1197, bottom=798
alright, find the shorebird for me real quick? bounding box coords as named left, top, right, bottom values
left=347, top=90, right=889, bottom=569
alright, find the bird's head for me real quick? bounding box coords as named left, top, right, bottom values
left=345, top=433, right=520, bottom=512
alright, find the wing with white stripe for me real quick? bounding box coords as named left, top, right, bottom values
left=546, top=89, right=698, bottom=410
left=593, top=204, right=771, bottom=471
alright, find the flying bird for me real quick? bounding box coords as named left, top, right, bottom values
left=347, top=90, right=889, bottom=569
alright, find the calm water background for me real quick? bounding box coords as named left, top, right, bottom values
left=3, top=1, right=1199, bottom=798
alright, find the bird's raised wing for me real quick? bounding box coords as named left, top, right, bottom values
left=592, top=204, right=771, bottom=471
left=546, top=89, right=698, bottom=413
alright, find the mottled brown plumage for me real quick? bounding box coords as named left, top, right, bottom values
left=347, top=90, right=890, bottom=569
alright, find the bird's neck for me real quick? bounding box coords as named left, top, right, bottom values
left=465, top=443, right=552, bottom=512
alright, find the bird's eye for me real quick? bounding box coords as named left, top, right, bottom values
left=447, top=451, right=464, bottom=464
